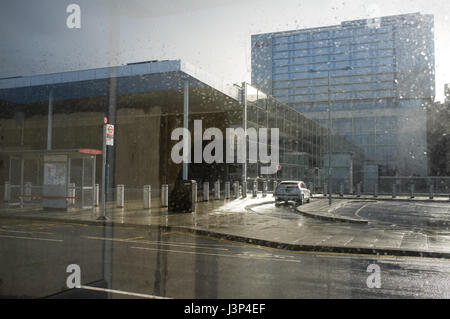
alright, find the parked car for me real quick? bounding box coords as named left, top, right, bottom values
left=274, top=181, right=312, bottom=206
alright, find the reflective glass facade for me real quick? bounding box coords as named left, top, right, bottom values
left=252, top=13, right=435, bottom=177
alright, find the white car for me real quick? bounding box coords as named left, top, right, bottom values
left=274, top=181, right=312, bottom=206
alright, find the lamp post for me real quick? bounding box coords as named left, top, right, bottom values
left=308, top=66, right=353, bottom=206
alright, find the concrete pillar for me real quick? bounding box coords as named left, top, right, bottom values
left=392, top=183, right=397, bottom=199
left=429, top=184, right=434, bottom=200
left=356, top=183, right=361, bottom=198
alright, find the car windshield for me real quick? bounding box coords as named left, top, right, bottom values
left=0, top=0, right=449, bottom=305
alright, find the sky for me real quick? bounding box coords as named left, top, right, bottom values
left=1, top=0, right=449, bottom=101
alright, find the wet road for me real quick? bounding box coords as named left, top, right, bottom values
left=1, top=218, right=449, bottom=298
left=334, top=200, right=450, bottom=232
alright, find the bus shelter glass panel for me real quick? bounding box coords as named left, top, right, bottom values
left=69, top=156, right=96, bottom=209
left=9, top=157, right=22, bottom=204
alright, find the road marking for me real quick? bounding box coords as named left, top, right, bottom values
left=130, top=245, right=303, bottom=263
left=0, top=228, right=54, bottom=235
left=343, top=236, right=355, bottom=246
left=79, top=285, right=170, bottom=299
left=122, top=236, right=145, bottom=241
left=355, top=202, right=373, bottom=218
left=82, top=236, right=230, bottom=251
left=0, top=234, right=63, bottom=242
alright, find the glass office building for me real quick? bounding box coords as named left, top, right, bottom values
left=0, top=60, right=362, bottom=206
left=252, top=12, right=435, bottom=181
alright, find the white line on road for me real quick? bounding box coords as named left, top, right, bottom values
left=0, top=228, right=54, bottom=235
left=0, top=234, right=63, bottom=242
left=79, top=285, right=170, bottom=299
left=82, top=236, right=230, bottom=251
left=355, top=202, right=373, bottom=219
left=130, top=245, right=303, bottom=263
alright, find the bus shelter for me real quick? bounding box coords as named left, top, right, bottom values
left=2, top=149, right=101, bottom=210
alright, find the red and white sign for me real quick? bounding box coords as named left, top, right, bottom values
left=106, top=124, right=114, bottom=146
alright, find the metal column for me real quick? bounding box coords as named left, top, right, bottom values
left=183, top=80, right=189, bottom=181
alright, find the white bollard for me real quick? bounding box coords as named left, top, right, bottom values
left=252, top=180, right=258, bottom=197
left=429, top=184, right=434, bottom=200
left=242, top=181, right=247, bottom=198
left=262, top=180, right=267, bottom=197
left=323, top=183, right=328, bottom=197
left=224, top=181, right=230, bottom=199
left=193, top=181, right=198, bottom=203
left=116, top=184, right=125, bottom=208
left=24, top=182, right=32, bottom=202
left=161, top=184, right=168, bottom=207
left=392, top=183, right=397, bottom=199
left=339, top=183, right=344, bottom=197
left=68, top=183, right=76, bottom=206
left=410, top=184, right=415, bottom=199
left=94, top=184, right=99, bottom=206
left=203, top=181, right=209, bottom=201
left=214, top=180, right=220, bottom=200
left=4, top=182, right=10, bottom=202
left=233, top=181, right=239, bottom=199
left=356, top=183, right=361, bottom=198
left=143, top=185, right=151, bottom=209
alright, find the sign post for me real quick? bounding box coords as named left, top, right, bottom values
left=98, top=121, right=114, bottom=220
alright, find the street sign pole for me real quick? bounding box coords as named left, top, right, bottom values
left=98, top=123, right=108, bottom=220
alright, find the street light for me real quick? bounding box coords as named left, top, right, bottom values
left=308, top=66, right=353, bottom=205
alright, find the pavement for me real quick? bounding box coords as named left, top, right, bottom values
left=1, top=193, right=450, bottom=259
